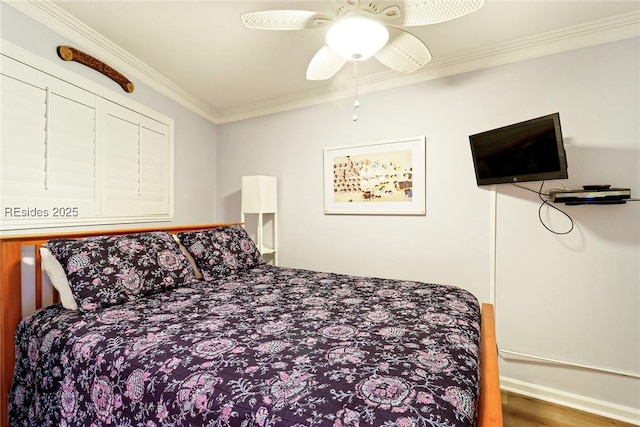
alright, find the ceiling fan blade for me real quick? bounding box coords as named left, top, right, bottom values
left=241, top=10, right=323, bottom=30
left=400, top=0, right=485, bottom=26
left=334, top=0, right=360, bottom=18
left=307, top=46, right=347, bottom=80
left=374, top=28, right=432, bottom=73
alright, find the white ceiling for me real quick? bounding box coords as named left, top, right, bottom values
left=37, top=0, right=640, bottom=122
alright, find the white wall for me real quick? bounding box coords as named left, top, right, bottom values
left=1, top=3, right=218, bottom=233
left=217, top=38, right=640, bottom=421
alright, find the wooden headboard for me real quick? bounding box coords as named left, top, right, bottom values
left=0, top=223, right=237, bottom=426
left=0, top=223, right=502, bottom=427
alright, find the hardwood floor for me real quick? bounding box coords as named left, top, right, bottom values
left=502, top=392, right=637, bottom=427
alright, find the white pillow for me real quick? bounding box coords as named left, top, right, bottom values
left=40, top=246, right=79, bottom=310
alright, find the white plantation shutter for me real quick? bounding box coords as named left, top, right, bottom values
left=1, top=59, right=98, bottom=225
left=46, top=92, right=96, bottom=201
left=1, top=74, right=47, bottom=197
left=100, top=100, right=171, bottom=218
left=140, top=125, right=169, bottom=204
left=1, top=47, right=173, bottom=230
left=103, top=109, right=140, bottom=204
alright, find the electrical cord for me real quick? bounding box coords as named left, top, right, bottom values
left=511, top=181, right=575, bottom=234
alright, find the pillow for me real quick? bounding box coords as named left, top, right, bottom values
left=177, top=225, right=264, bottom=281
left=39, top=247, right=79, bottom=310
left=172, top=234, right=203, bottom=279
left=46, top=231, right=195, bottom=311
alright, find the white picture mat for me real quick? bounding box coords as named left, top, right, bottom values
left=323, top=136, right=426, bottom=215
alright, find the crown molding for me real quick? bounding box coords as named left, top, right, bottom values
left=4, top=0, right=220, bottom=123
left=6, top=0, right=639, bottom=124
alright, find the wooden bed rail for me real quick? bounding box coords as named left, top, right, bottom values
left=0, top=223, right=502, bottom=427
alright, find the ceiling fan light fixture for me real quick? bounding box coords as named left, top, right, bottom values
left=325, top=15, right=389, bottom=61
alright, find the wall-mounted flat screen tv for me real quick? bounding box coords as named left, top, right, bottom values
left=469, top=113, right=568, bottom=185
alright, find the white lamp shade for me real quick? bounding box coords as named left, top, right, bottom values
left=241, top=176, right=277, bottom=213
left=325, top=15, right=389, bottom=61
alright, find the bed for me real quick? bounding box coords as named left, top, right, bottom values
left=0, top=224, right=502, bottom=427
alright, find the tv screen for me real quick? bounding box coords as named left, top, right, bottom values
left=469, top=113, right=568, bottom=185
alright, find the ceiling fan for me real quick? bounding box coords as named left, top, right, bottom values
left=241, top=0, right=485, bottom=81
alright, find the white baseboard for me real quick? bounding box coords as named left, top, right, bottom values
left=500, top=376, right=640, bottom=426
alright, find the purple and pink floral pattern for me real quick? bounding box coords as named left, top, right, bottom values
left=46, top=231, right=195, bottom=311
left=177, top=225, right=265, bottom=280
left=10, top=265, right=481, bottom=426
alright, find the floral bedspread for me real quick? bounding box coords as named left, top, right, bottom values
left=10, top=265, right=481, bottom=427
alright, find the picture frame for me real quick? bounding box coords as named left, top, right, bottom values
left=323, top=136, right=426, bottom=215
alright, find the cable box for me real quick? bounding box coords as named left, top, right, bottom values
left=549, top=188, right=631, bottom=203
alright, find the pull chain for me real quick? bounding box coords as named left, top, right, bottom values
left=352, top=60, right=359, bottom=121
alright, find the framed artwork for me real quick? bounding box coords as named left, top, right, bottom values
left=323, top=136, right=426, bottom=215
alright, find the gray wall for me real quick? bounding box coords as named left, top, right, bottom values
left=216, top=38, right=640, bottom=418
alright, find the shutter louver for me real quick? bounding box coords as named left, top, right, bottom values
left=101, top=100, right=172, bottom=217
left=103, top=112, right=140, bottom=202
left=46, top=92, right=96, bottom=201
left=140, top=126, right=168, bottom=202
left=1, top=74, right=47, bottom=196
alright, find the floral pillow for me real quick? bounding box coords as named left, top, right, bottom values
left=177, top=225, right=264, bottom=281
left=46, top=231, right=195, bottom=311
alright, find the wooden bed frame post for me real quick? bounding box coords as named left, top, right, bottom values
left=479, top=303, right=503, bottom=426
left=1, top=239, right=23, bottom=427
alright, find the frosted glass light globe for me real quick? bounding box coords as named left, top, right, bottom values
left=326, top=15, right=389, bottom=61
